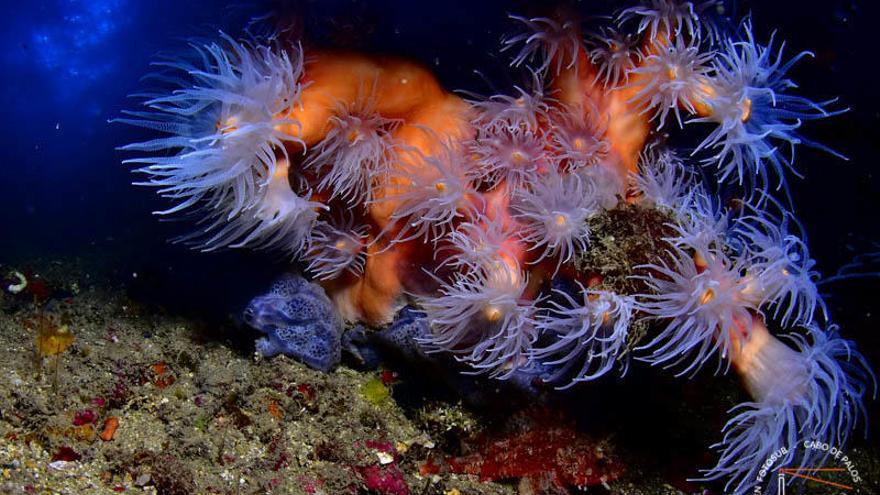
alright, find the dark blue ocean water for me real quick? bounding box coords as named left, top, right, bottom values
left=0, top=0, right=877, bottom=378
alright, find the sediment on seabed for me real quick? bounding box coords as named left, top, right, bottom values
left=0, top=258, right=877, bottom=495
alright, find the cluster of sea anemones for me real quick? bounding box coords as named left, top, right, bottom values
left=119, top=1, right=874, bottom=493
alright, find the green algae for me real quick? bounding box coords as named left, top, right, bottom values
left=362, top=377, right=391, bottom=405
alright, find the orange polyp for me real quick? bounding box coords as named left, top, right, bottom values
left=326, top=240, right=406, bottom=325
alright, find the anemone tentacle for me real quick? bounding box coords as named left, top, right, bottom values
left=512, top=171, right=597, bottom=272
left=634, top=242, right=755, bottom=376
left=534, top=286, right=635, bottom=388
left=626, top=34, right=715, bottom=129
left=117, top=34, right=306, bottom=227
left=418, top=262, right=539, bottom=379
left=502, top=15, right=584, bottom=75
left=691, top=21, right=847, bottom=191
left=700, top=324, right=875, bottom=495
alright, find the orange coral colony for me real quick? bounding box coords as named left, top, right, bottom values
left=266, top=39, right=651, bottom=325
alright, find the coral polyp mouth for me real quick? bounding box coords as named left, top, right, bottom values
left=484, top=305, right=503, bottom=322
left=739, top=96, right=752, bottom=122
left=510, top=150, right=528, bottom=164
left=698, top=287, right=715, bottom=305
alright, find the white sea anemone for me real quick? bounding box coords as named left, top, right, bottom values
left=534, top=287, right=635, bottom=388
left=469, top=124, right=551, bottom=192
left=305, top=215, right=369, bottom=280
left=734, top=206, right=826, bottom=327
left=587, top=27, right=639, bottom=88
left=692, top=22, right=846, bottom=190
left=512, top=172, right=598, bottom=271
left=577, top=163, right=626, bottom=210
left=304, top=96, right=401, bottom=205
left=418, top=261, right=539, bottom=379
left=502, top=15, right=583, bottom=75
left=634, top=242, right=755, bottom=376
left=379, top=142, right=478, bottom=244
left=464, top=71, right=554, bottom=131
left=546, top=103, right=611, bottom=171
left=666, top=186, right=731, bottom=255
left=700, top=325, right=875, bottom=495
left=118, top=33, right=305, bottom=227
left=627, top=35, right=714, bottom=129
left=631, top=145, right=697, bottom=213
left=440, top=215, right=519, bottom=273
left=617, top=0, right=718, bottom=42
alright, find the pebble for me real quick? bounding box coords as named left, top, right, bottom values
left=48, top=461, right=71, bottom=471
left=135, top=473, right=151, bottom=486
